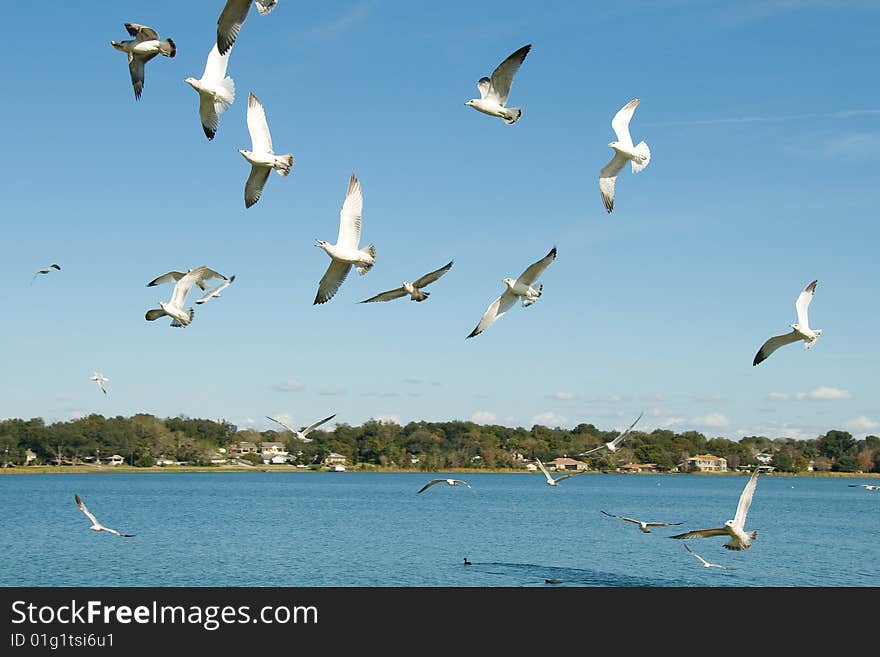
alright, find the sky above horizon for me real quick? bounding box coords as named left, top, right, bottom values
left=1, top=0, right=879, bottom=441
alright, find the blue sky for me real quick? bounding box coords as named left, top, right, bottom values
left=2, top=0, right=879, bottom=440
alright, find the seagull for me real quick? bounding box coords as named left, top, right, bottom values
left=683, top=543, right=735, bottom=570
left=216, top=0, right=278, bottom=56
left=110, top=23, right=176, bottom=100
left=600, top=510, right=683, bottom=534
left=849, top=484, right=880, bottom=491
left=74, top=494, right=135, bottom=538
left=31, top=263, right=61, bottom=284
left=265, top=414, right=337, bottom=443
left=580, top=411, right=644, bottom=457
left=753, top=280, right=822, bottom=366
left=184, top=43, right=235, bottom=140
left=417, top=478, right=472, bottom=494
left=465, top=44, right=531, bottom=125
left=463, top=557, right=472, bottom=565
left=145, top=265, right=228, bottom=328
left=670, top=468, right=761, bottom=550
left=240, top=92, right=294, bottom=208
left=90, top=372, right=109, bottom=395
left=599, top=98, right=651, bottom=213
left=535, top=457, right=583, bottom=486
left=195, top=275, right=236, bottom=305
left=314, top=173, right=376, bottom=304
left=467, top=246, right=556, bottom=338
left=360, top=261, right=453, bottom=303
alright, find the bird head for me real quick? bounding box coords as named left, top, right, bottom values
left=238, top=149, right=250, bottom=159
left=183, top=77, right=198, bottom=89
left=790, top=323, right=800, bottom=332
left=502, top=277, right=515, bottom=289
left=465, top=100, right=475, bottom=108
left=724, top=519, right=735, bottom=528
left=608, top=140, right=622, bottom=151
left=315, top=239, right=330, bottom=250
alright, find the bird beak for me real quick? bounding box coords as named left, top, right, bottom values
left=314, top=240, right=320, bottom=247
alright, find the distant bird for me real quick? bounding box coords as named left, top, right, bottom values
left=145, top=265, right=228, bottom=328
left=534, top=457, right=583, bottom=486
left=580, top=411, right=644, bottom=457
left=240, top=92, right=294, bottom=208
left=670, top=469, right=761, bottom=550
left=683, top=543, right=735, bottom=570
left=184, top=43, right=235, bottom=140
left=216, top=0, right=278, bottom=56
left=544, top=578, right=563, bottom=584
left=463, top=557, right=471, bottom=565
left=360, top=261, right=454, bottom=303
left=195, top=275, right=236, bottom=305
left=753, top=280, right=822, bottom=366
left=314, top=173, right=376, bottom=304
left=599, top=98, right=651, bottom=213
left=600, top=510, right=683, bottom=534
left=465, top=44, right=531, bottom=125
left=467, top=246, right=556, bottom=338
left=417, top=478, right=472, bottom=494
left=74, top=494, right=135, bottom=538
left=266, top=414, right=337, bottom=443
left=90, top=372, right=109, bottom=395
left=849, top=484, right=880, bottom=491
left=110, top=23, right=176, bottom=100
left=32, top=263, right=61, bottom=284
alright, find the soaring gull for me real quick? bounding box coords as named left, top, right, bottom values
left=217, top=0, right=278, bottom=56
left=600, top=510, right=683, bottom=534
left=110, top=23, right=176, bottom=100
left=580, top=411, right=644, bottom=457
left=74, top=494, right=135, bottom=538
left=465, top=44, right=531, bottom=125
left=145, top=266, right=228, bottom=328
left=32, top=263, right=61, bottom=284
left=535, top=457, right=583, bottom=486
left=195, top=275, right=236, bottom=305
left=240, top=92, right=294, bottom=208
left=753, top=280, right=822, bottom=366
left=683, top=543, right=736, bottom=570
left=184, top=44, right=236, bottom=140
left=849, top=484, right=880, bottom=491
left=266, top=414, right=337, bottom=443
left=417, top=478, right=472, bottom=494
left=599, top=98, right=651, bottom=213
left=90, top=372, right=109, bottom=395
left=360, top=261, right=453, bottom=303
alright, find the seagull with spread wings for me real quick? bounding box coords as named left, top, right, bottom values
left=90, top=372, right=109, bottom=395
left=417, top=478, right=472, bottom=494
left=216, top=0, right=278, bottom=56
left=314, top=174, right=376, bottom=304
left=360, top=261, right=453, bottom=303
left=110, top=23, right=176, bottom=100
left=32, top=263, right=61, bottom=284
left=266, top=414, right=337, bottom=443
left=580, top=411, right=644, bottom=457
left=184, top=43, right=235, bottom=140
left=534, top=457, right=583, bottom=486
left=599, top=98, right=651, bottom=213
left=465, top=44, right=531, bottom=124
left=600, top=510, right=683, bottom=534
left=74, top=494, right=135, bottom=538
left=145, top=265, right=228, bottom=328
left=753, top=280, right=822, bottom=366
left=849, top=484, right=880, bottom=491
left=683, top=543, right=736, bottom=570
left=195, top=275, right=236, bottom=305
left=239, top=92, right=294, bottom=208
left=467, top=246, right=556, bottom=338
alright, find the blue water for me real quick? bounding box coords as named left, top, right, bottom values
left=0, top=472, right=877, bottom=587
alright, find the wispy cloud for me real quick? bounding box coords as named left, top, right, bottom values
left=300, top=2, right=374, bottom=41
left=551, top=391, right=577, bottom=401
left=318, top=387, right=347, bottom=396
left=273, top=380, right=305, bottom=392
left=844, top=416, right=880, bottom=432
left=821, top=132, right=880, bottom=159
left=647, top=109, right=880, bottom=128
left=471, top=411, right=497, bottom=424
left=374, top=415, right=401, bottom=425
left=235, top=417, right=257, bottom=428
left=767, top=386, right=851, bottom=401
left=531, top=411, right=569, bottom=428
left=691, top=413, right=731, bottom=428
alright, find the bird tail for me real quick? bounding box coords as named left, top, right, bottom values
left=631, top=141, right=651, bottom=173
left=274, top=154, right=294, bottom=176
left=412, top=290, right=429, bottom=302
left=215, top=77, right=236, bottom=112
left=356, top=245, right=376, bottom=275
left=804, top=332, right=821, bottom=350
left=748, top=530, right=758, bottom=540
left=159, top=38, right=176, bottom=58
left=522, top=284, right=542, bottom=307
left=170, top=307, right=195, bottom=328
left=255, top=0, right=278, bottom=15
left=503, top=108, right=523, bottom=125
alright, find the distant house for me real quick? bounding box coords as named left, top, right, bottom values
left=618, top=463, right=658, bottom=473
left=235, top=442, right=257, bottom=454
left=105, top=454, right=125, bottom=466
left=260, top=442, right=287, bottom=456
left=686, top=454, right=728, bottom=472
left=24, top=449, right=37, bottom=466
left=324, top=452, right=347, bottom=466
left=547, top=457, right=589, bottom=472
left=525, top=462, right=538, bottom=472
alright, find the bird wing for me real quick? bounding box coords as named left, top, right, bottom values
left=517, top=246, right=557, bottom=285
left=684, top=544, right=710, bottom=565
left=795, top=279, right=818, bottom=329
left=145, top=308, right=168, bottom=322
left=360, top=287, right=408, bottom=303
left=554, top=472, right=582, bottom=482
left=476, top=77, right=491, bottom=99
left=147, top=271, right=187, bottom=287
left=266, top=416, right=295, bottom=432
left=336, top=174, right=364, bottom=249
left=609, top=411, right=644, bottom=449
left=670, top=527, right=729, bottom=540
left=467, top=289, right=517, bottom=338
left=203, top=42, right=230, bottom=81
left=733, top=469, right=760, bottom=529
left=599, top=152, right=629, bottom=212
left=753, top=329, right=802, bottom=366
left=170, top=267, right=223, bottom=308
left=255, top=0, right=278, bottom=15
left=74, top=494, right=99, bottom=526
left=128, top=56, right=150, bottom=100
left=199, top=94, right=222, bottom=141
left=486, top=44, right=531, bottom=105
left=314, top=260, right=352, bottom=305
left=244, top=164, right=271, bottom=208
left=246, top=92, right=273, bottom=152
left=453, top=480, right=472, bottom=488
left=126, top=23, right=159, bottom=42
left=535, top=457, right=553, bottom=482
left=105, top=527, right=135, bottom=538
left=646, top=521, right=683, bottom=527
left=50, top=264, right=61, bottom=270
left=217, top=0, right=252, bottom=55
left=195, top=277, right=233, bottom=304
left=611, top=98, right=640, bottom=148
left=417, top=479, right=445, bottom=494
left=580, top=444, right=607, bottom=456
left=412, top=261, right=454, bottom=289
left=301, top=414, right=337, bottom=436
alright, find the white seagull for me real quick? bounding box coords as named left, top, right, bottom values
left=849, top=484, right=880, bottom=491
left=32, top=263, right=61, bottom=284
left=314, top=173, right=376, bottom=304
left=184, top=43, right=236, bottom=140
left=600, top=510, right=683, bottom=534
left=90, top=372, right=109, bottom=395
left=753, top=280, right=822, bottom=366
left=74, top=494, right=135, bottom=538
left=580, top=411, right=644, bottom=457
left=266, top=413, right=337, bottom=443
left=417, top=478, right=472, bottom=494
left=145, top=265, right=228, bottom=328
left=684, top=543, right=736, bottom=570
left=534, top=457, right=583, bottom=486
left=599, top=98, right=651, bottom=213
left=240, top=92, right=294, bottom=208
left=670, top=468, right=761, bottom=550
left=467, top=246, right=556, bottom=338
left=465, top=44, right=531, bottom=125
left=217, top=0, right=278, bottom=56
left=110, top=23, right=176, bottom=100
left=195, top=275, right=236, bottom=305
left=360, top=261, right=454, bottom=303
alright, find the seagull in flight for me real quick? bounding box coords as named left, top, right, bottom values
left=599, top=98, right=651, bottom=213
left=184, top=43, right=236, bottom=140
left=580, top=411, right=644, bottom=457
left=670, top=468, right=761, bottom=550
left=360, top=261, right=453, bottom=303
left=195, top=275, right=236, bottom=305
left=74, top=494, right=135, bottom=538
left=600, top=510, right=683, bottom=534
left=266, top=414, right=337, bottom=443
left=535, top=457, right=583, bottom=486
left=145, top=266, right=228, bottom=328
left=216, top=0, right=278, bottom=56
left=683, top=543, right=736, bottom=570
left=110, top=23, right=176, bottom=100
left=90, top=372, right=109, bottom=395
left=753, top=280, right=822, bottom=366
left=240, top=92, right=294, bottom=208
left=417, top=478, right=472, bottom=494
left=32, top=263, right=61, bottom=284
left=467, top=246, right=556, bottom=338
left=314, top=173, right=376, bottom=304
left=465, top=44, right=531, bottom=125
left=849, top=484, right=880, bottom=491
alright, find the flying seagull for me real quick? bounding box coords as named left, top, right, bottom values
left=683, top=543, right=736, bottom=570
left=467, top=246, right=556, bottom=338
left=90, top=372, right=109, bottom=395
left=600, top=510, right=683, bottom=534
left=145, top=265, right=228, bottom=328
left=32, top=263, right=61, bottom=284
left=216, top=0, right=278, bottom=56
left=184, top=43, right=235, bottom=140
left=535, top=457, right=583, bottom=486
left=360, top=261, right=454, bottom=303
left=670, top=468, right=761, bottom=550
left=849, top=484, right=880, bottom=491
left=266, top=414, right=337, bottom=443
left=314, top=173, right=376, bottom=304
left=195, top=275, right=236, bottom=305
left=465, top=44, right=531, bottom=125
left=753, top=280, right=822, bottom=366
left=580, top=411, right=644, bottom=457
left=417, top=478, right=472, bottom=494
left=240, top=92, right=294, bottom=208
left=599, top=98, right=651, bottom=213
left=110, top=23, right=176, bottom=100
left=74, top=494, right=135, bottom=538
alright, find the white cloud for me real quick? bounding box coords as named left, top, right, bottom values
left=844, top=416, right=880, bottom=431
left=796, top=387, right=851, bottom=400
left=531, top=411, right=568, bottom=428
left=273, top=380, right=305, bottom=392
left=68, top=410, right=86, bottom=421
left=374, top=415, right=401, bottom=425
left=470, top=411, right=497, bottom=424
left=658, top=416, right=686, bottom=428
left=235, top=417, right=257, bottom=428
left=691, top=413, right=731, bottom=428
left=553, top=392, right=576, bottom=400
